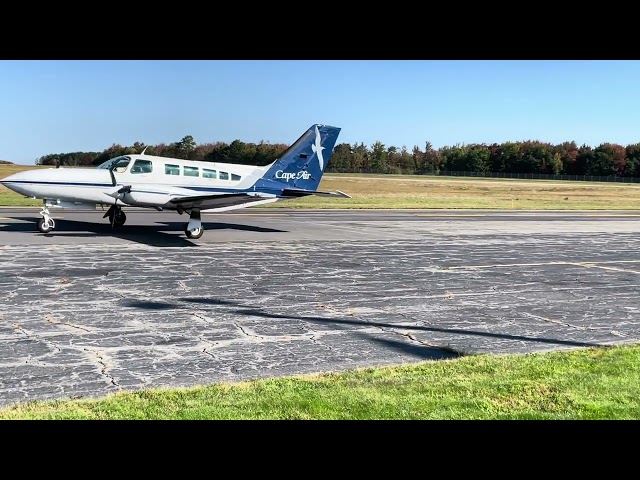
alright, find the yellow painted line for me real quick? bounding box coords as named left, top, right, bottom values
left=414, top=214, right=487, bottom=217
left=587, top=260, right=640, bottom=264
left=0, top=216, right=64, bottom=220
left=203, top=213, right=289, bottom=216
left=583, top=214, right=640, bottom=217
left=445, top=261, right=570, bottom=270
left=575, top=263, right=640, bottom=274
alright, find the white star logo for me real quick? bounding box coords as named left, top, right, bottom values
left=311, top=125, right=325, bottom=171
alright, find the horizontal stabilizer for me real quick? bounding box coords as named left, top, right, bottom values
left=281, top=189, right=351, bottom=198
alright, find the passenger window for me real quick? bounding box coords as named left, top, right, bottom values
left=165, top=164, right=180, bottom=175
left=184, top=166, right=199, bottom=177
left=231, top=173, right=241, bottom=181
left=203, top=168, right=217, bottom=179
left=131, top=159, right=153, bottom=174
left=219, top=171, right=229, bottom=180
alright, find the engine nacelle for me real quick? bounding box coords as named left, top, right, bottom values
left=45, top=200, right=98, bottom=209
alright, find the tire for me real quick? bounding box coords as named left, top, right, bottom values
left=113, top=210, right=126, bottom=225
left=37, top=218, right=53, bottom=233
left=110, top=210, right=126, bottom=228
left=185, top=225, right=204, bottom=239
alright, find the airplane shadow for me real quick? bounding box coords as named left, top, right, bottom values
left=120, top=296, right=604, bottom=357
left=2, top=217, right=286, bottom=248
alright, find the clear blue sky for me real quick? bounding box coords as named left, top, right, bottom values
left=2, top=60, right=640, bottom=164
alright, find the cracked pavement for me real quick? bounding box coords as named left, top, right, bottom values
left=1, top=208, right=640, bottom=407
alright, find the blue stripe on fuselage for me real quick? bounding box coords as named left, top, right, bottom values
left=0, top=180, right=285, bottom=196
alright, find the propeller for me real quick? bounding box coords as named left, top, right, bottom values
left=107, top=167, right=131, bottom=197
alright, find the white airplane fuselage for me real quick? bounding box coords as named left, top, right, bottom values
left=2, top=155, right=279, bottom=211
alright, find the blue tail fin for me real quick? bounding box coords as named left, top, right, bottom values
left=260, top=124, right=341, bottom=191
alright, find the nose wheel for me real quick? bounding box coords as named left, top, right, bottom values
left=37, top=217, right=55, bottom=233
left=37, top=204, right=55, bottom=233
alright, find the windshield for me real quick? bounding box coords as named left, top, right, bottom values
left=97, top=156, right=131, bottom=173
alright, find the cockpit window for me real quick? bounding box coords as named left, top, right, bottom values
left=97, top=156, right=131, bottom=173
left=130, top=159, right=153, bottom=174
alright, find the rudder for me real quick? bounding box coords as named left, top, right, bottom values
left=260, top=124, right=341, bottom=191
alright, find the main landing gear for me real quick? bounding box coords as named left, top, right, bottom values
left=103, top=205, right=127, bottom=229
left=34, top=201, right=203, bottom=239
left=184, top=208, right=203, bottom=239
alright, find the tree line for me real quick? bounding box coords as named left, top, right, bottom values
left=35, top=135, right=640, bottom=177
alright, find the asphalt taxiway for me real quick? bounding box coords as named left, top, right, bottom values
left=1, top=207, right=640, bottom=407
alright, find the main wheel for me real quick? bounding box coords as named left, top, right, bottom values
left=37, top=218, right=54, bottom=233
left=113, top=210, right=126, bottom=226
left=110, top=210, right=126, bottom=228
left=185, top=225, right=204, bottom=239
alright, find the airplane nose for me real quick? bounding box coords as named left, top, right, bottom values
left=0, top=172, right=26, bottom=188
left=1, top=173, right=18, bottom=185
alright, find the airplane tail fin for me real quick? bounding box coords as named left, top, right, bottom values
left=259, top=124, right=341, bottom=191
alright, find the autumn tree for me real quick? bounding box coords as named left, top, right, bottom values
left=441, top=144, right=467, bottom=171
left=554, top=141, right=579, bottom=174
left=422, top=142, right=443, bottom=173
left=253, top=141, right=288, bottom=166
left=327, top=143, right=353, bottom=172
left=398, top=146, right=414, bottom=173
left=595, top=143, right=626, bottom=176
left=412, top=145, right=424, bottom=172
left=369, top=141, right=388, bottom=173
left=625, top=143, right=640, bottom=177
left=349, top=142, right=369, bottom=171
left=497, top=142, right=520, bottom=173
left=175, top=135, right=196, bottom=159
left=519, top=141, right=554, bottom=174
left=575, top=144, right=594, bottom=175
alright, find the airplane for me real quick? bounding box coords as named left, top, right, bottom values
left=0, top=124, right=350, bottom=239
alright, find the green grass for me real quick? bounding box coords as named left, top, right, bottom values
left=3, top=165, right=640, bottom=209
left=2, top=343, right=639, bottom=419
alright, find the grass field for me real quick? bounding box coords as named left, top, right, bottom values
left=1, top=343, right=639, bottom=419
left=2, top=165, right=640, bottom=209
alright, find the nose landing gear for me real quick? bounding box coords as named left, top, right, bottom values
left=37, top=210, right=55, bottom=233
left=37, top=202, right=56, bottom=233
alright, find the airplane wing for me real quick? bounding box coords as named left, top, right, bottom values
left=165, top=188, right=350, bottom=212
left=281, top=188, right=352, bottom=198
left=166, top=192, right=274, bottom=211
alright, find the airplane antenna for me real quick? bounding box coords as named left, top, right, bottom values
left=141, top=146, right=148, bottom=155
